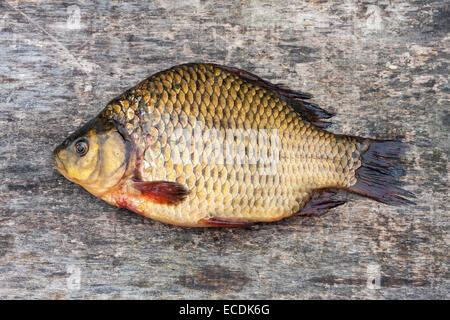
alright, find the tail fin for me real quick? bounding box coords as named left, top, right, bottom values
left=346, top=140, right=416, bottom=206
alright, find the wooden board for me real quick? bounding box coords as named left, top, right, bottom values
left=0, top=0, right=448, bottom=299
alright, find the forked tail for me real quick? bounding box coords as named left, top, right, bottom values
left=346, top=139, right=416, bottom=205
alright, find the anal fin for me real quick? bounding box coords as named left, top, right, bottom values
left=297, top=189, right=346, bottom=216
left=200, top=217, right=254, bottom=228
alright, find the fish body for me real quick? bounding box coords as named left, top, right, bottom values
left=53, top=63, right=414, bottom=227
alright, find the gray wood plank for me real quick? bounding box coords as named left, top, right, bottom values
left=0, top=0, right=448, bottom=299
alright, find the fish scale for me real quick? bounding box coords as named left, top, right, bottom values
left=100, top=63, right=362, bottom=224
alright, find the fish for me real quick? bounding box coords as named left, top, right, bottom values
left=53, top=63, right=415, bottom=227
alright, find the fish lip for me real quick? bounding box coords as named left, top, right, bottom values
left=52, top=150, right=66, bottom=173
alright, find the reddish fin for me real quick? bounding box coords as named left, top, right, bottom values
left=346, top=140, right=416, bottom=206
left=297, top=189, right=346, bottom=216
left=116, top=196, right=131, bottom=210
left=200, top=217, right=254, bottom=228
left=215, top=64, right=334, bottom=128
left=133, top=180, right=189, bottom=205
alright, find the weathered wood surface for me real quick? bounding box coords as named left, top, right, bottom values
left=0, top=0, right=448, bottom=299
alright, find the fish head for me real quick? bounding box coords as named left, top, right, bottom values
left=53, top=117, right=132, bottom=197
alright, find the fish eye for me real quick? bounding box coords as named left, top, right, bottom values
left=74, top=140, right=88, bottom=156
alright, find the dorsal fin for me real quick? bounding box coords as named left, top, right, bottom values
left=215, top=64, right=334, bottom=128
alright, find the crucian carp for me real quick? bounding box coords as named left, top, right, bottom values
left=53, top=63, right=415, bottom=227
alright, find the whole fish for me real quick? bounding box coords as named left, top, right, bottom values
left=53, top=63, right=414, bottom=227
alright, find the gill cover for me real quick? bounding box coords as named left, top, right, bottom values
left=53, top=117, right=131, bottom=197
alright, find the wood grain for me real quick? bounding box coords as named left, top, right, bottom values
left=0, top=0, right=448, bottom=299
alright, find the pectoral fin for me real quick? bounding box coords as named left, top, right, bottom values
left=132, top=180, right=189, bottom=205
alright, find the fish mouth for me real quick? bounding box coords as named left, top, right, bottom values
left=52, top=150, right=66, bottom=173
